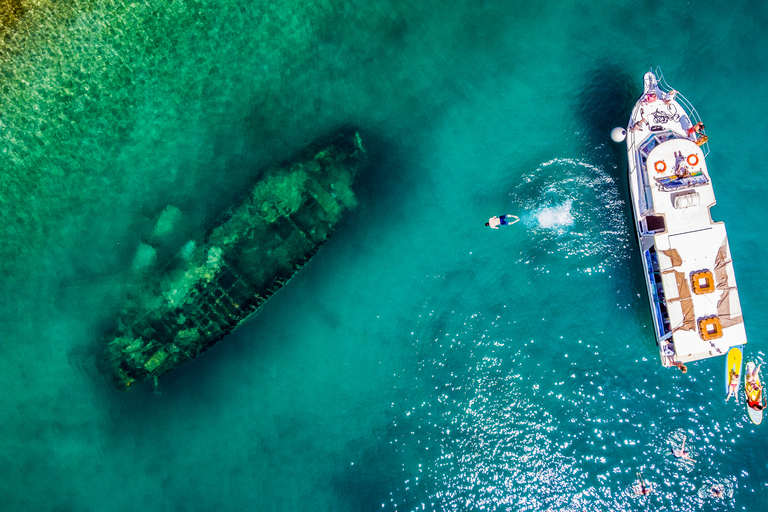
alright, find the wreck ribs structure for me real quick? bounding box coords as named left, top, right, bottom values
left=106, top=130, right=366, bottom=388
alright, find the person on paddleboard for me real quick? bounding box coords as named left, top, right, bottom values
left=486, top=214, right=519, bottom=229
left=746, top=362, right=765, bottom=410
left=746, top=362, right=762, bottom=385
left=725, top=370, right=740, bottom=402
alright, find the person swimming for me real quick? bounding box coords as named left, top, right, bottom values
left=634, top=472, right=653, bottom=496
left=672, top=435, right=695, bottom=462
left=486, top=214, right=519, bottom=229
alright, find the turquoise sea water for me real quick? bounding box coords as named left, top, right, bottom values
left=2, top=0, right=767, bottom=510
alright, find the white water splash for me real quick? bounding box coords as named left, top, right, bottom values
left=535, top=200, right=574, bottom=229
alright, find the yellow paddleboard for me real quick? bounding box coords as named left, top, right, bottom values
left=725, top=347, right=743, bottom=396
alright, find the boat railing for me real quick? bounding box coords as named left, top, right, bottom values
left=654, top=66, right=710, bottom=157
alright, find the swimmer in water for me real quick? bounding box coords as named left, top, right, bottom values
left=710, top=483, right=725, bottom=499
left=672, top=435, right=695, bottom=462
left=634, top=472, right=653, bottom=496
left=486, top=214, right=519, bottom=229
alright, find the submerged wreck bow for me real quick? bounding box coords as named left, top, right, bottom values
left=105, top=130, right=367, bottom=389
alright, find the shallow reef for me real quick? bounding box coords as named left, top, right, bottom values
left=0, top=0, right=24, bottom=31
left=105, top=129, right=366, bottom=389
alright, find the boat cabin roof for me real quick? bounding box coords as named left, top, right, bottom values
left=646, top=139, right=714, bottom=233
left=646, top=140, right=745, bottom=362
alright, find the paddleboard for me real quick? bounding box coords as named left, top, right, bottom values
left=725, top=346, right=743, bottom=397
left=744, top=360, right=764, bottom=425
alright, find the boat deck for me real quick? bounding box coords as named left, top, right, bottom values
left=626, top=70, right=747, bottom=366
left=647, top=138, right=713, bottom=232
left=655, top=224, right=746, bottom=363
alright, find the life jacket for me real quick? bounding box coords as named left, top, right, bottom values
left=747, top=380, right=762, bottom=406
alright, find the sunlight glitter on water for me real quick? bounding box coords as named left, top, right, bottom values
left=380, top=269, right=754, bottom=511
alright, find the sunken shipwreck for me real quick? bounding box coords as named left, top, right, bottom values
left=105, top=129, right=366, bottom=389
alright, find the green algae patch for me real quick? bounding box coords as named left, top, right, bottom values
left=143, top=349, right=168, bottom=372
left=152, top=205, right=184, bottom=241
left=0, top=0, right=24, bottom=31
left=105, top=129, right=366, bottom=389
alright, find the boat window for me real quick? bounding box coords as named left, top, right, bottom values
left=645, top=248, right=671, bottom=337
left=645, top=215, right=666, bottom=232
left=648, top=247, right=660, bottom=272
left=640, top=137, right=659, bottom=156
left=640, top=132, right=687, bottom=157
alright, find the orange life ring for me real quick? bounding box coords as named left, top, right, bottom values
left=654, top=161, right=666, bottom=173
left=687, top=154, right=698, bottom=166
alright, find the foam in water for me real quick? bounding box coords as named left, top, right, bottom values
left=535, top=199, right=574, bottom=230
left=509, top=157, right=629, bottom=275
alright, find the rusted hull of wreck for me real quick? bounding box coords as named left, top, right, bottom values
left=105, top=130, right=366, bottom=389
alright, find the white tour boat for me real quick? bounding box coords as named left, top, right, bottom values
left=623, top=69, right=747, bottom=368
